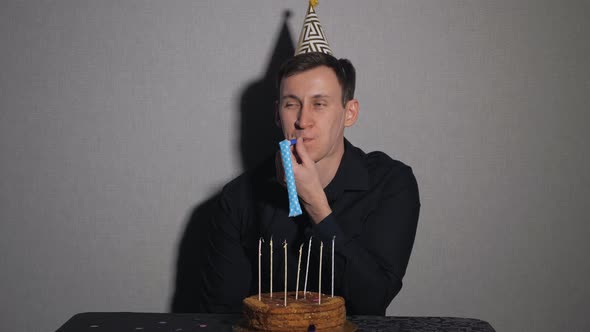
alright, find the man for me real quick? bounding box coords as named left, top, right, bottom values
left=195, top=51, right=420, bottom=315
left=193, top=2, right=419, bottom=316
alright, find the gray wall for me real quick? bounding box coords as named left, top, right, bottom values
left=1, top=1, right=589, bottom=331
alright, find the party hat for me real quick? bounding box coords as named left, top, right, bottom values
left=295, top=0, right=333, bottom=55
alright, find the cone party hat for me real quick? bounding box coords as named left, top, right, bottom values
left=295, top=0, right=333, bottom=55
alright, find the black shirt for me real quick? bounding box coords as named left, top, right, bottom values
left=196, top=139, right=420, bottom=315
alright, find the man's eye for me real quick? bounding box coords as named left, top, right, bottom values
left=315, top=103, right=326, bottom=107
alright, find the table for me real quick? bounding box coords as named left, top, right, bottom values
left=56, top=313, right=495, bottom=332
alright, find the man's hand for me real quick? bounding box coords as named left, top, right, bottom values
left=289, top=138, right=332, bottom=223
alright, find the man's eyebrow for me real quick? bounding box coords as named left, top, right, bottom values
left=280, top=94, right=330, bottom=101
left=281, top=94, right=301, bottom=101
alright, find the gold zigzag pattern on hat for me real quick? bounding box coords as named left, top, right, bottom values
left=295, top=1, right=333, bottom=55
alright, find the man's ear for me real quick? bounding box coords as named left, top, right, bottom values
left=344, top=99, right=359, bottom=127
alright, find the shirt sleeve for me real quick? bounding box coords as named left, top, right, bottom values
left=311, top=165, right=420, bottom=315
left=194, top=189, right=252, bottom=313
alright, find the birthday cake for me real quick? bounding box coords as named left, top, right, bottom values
left=235, top=291, right=350, bottom=331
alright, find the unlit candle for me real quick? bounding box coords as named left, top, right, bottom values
left=258, top=238, right=263, bottom=301
left=270, top=237, right=273, bottom=297
left=319, top=241, right=323, bottom=305
left=296, top=244, right=302, bottom=300
left=284, top=240, right=288, bottom=307
left=331, top=236, right=335, bottom=297
left=304, top=237, right=312, bottom=298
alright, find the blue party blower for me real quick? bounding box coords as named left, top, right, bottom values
left=279, top=139, right=303, bottom=217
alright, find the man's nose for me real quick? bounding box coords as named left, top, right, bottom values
left=295, top=105, right=313, bottom=129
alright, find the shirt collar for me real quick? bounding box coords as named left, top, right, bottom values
left=323, top=138, right=369, bottom=202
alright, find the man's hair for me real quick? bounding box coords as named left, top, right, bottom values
left=277, top=52, right=356, bottom=106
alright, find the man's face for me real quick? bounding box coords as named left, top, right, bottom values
left=277, top=66, right=357, bottom=166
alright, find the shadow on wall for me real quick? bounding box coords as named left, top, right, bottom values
left=170, top=11, right=295, bottom=313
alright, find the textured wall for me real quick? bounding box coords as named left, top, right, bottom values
left=1, top=1, right=589, bottom=331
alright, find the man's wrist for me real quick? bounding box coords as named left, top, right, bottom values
left=302, top=195, right=332, bottom=224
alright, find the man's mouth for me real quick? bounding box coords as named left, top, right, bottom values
left=291, top=135, right=314, bottom=143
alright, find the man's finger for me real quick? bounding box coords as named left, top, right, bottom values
left=294, top=137, right=313, bottom=166
left=289, top=143, right=302, bottom=165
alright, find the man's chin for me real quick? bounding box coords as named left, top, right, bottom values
left=309, top=153, right=322, bottom=164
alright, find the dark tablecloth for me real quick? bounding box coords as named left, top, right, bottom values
left=56, top=312, right=495, bottom=332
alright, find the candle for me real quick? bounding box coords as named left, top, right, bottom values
left=296, top=244, right=302, bottom=300
left=270, top=236, right=273, bottom=297
left=258, top=237, right=263, bottom=301
left=319, top=241, right=323, bottom=304
left=283, top=240, right=288, bottom=307
left=331, top=236, right=335, bottom=297
left=304, top=236, right=312, bottom=298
